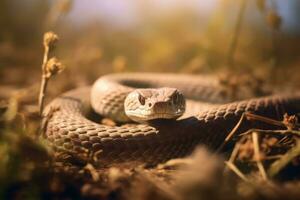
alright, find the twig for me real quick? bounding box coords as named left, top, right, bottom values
left=252, top=132, right=268, bottom=180
left=39, top=75, right=50, bottom=116
left=225, top=161, right=250, bottom=182
left=222, top=111, right=300, bottom=180
left=38, top=32, right=57, bottom=115
left=239, top=129, right=300, bottom=137
left=38, top=32, right=64, bottom=116
left=228, top=141, right=242, bottom=164
left=245, top=112, right=286, bottom=128
left=217, top=113, right=246, bottom=152
left=250, top=155, right=283, bottom=161
left=227, top=0, right=247, bottom=66
left=268, top=139, right=300, bottom=177
left=219, top=112, right=300, bottom=152
left=223, top=138, right=245, bottom=175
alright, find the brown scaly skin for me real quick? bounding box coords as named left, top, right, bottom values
left=43, top=74, right=300, bottom=167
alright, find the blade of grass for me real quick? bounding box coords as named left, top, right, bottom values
left=252, top=132, right=268, bottom=180
left=268, top=139, right=300, bottom=177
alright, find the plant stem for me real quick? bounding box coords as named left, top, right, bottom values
left=225, top=161, right=250, bottom=182
left=268, top=139, right=300, bottom=177
left=227, top=0, right=247, bottom=66
left=252, top=132, right=268, bottom=180
left=39, top=44, right=50, bottom=116
left=39, top=75, right=49, bottom=115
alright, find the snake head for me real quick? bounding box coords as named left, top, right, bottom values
left=124, top=87, right=186, bottom=122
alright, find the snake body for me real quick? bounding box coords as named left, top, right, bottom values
left=44, top=73, right=300, bottom=166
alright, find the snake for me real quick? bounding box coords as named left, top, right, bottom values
left=43, top=73, right=300, bottom=167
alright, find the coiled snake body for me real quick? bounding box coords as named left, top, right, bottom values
left=44, top=73, right=300, bottom=166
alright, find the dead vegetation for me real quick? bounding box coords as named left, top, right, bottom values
left=1, top=0, right=300, bottom=199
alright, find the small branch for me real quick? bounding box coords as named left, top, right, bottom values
left=218, top=112, right=299, bottom=152
left=245, top=112, right=286, bottom=128
left=39, top=75, right=49, bottom=115
left=223, top=132, right=252, bottom=176
left=253, top=155, right=282, bottom=161
left=217, top=113, right=246, bottom=152
left=225, top=161, right=250, bottom=182
left=43, top=46, right=49, bottom=70
left=252, top=132, right=268, bottom=180
left=228, top=141, right=242, bottom=164
left=223, top=138, right=245, bottom=175
left=38, top=42, right=50, bottom=115
left=268, top=139, right=300, bottom=177
left=38, top=32, right=64, bottom=116
left=38, top=32, right=56, bottom=115
left=240, top=129, right=300, bottom=137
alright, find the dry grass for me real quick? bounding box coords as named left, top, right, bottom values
left=1, top=1, right=300, bottom=199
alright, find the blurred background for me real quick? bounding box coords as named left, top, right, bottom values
left=1, top=0, right=300, bottom=90
left=1, top=2, right=300, bottom=198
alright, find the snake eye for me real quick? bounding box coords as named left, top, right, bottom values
left=172, top=93, right=179, bottom=105
left=138, top=94, right=146, bottom=105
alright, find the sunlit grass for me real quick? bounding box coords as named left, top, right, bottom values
left=0, top=0, right=300, bottom=199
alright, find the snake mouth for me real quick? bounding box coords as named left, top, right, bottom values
left=125, top=110, right=183, bottom=122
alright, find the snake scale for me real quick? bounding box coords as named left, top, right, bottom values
left=43, top=73, right=300, bottom=166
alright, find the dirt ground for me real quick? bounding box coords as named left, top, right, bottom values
left=1, top=1, right=300, bottom=199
